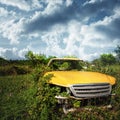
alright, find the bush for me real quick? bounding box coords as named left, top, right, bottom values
left=0, top=65, right=32, bottom=76
left=26, top=65, right=61, bottom=119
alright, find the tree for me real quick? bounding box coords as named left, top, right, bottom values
left=0, top=57, right=9, bottom=66
left=25, top=51, right=35, bottom=61
left=25, top=51, right=47, bottom=67
left=100, top=53, right=116, bottom=66
left=114, top=45, right=120, bottom=61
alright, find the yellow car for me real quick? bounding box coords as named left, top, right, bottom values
left=46, top=58, right=116, bottom=113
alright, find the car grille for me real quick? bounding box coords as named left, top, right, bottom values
left=69, top=83, right=111, bottom=98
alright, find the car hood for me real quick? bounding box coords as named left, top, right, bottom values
left=45, top=71, right=116, bottom=87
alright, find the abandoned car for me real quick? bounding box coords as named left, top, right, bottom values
left=45, top=58, right=116, bottom=113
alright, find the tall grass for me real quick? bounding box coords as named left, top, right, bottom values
left=0, top=74, right=34, bottom=119
left=0, top=64, right=120, bottom=120
left=0, top=65, right=32, bottom=76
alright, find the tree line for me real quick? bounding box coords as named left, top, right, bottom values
left=0, top=45, right=120, bottom=68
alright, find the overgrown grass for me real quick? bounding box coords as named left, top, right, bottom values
left=0, top=64, right=120, bottom=120
left=0, top=74, right=35, bottom=119
left=0, top=65, right=32, bottom=76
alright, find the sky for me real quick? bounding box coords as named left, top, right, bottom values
left=0, top=0, right=120, bottom=61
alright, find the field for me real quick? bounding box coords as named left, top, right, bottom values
left=0, top=74, right=35, bottom=119
left=0, top=59, right=120, bottom=119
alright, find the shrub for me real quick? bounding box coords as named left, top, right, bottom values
left=26, top=65, right=61, bottom=119
left=0, top=65, right=32, bottom=76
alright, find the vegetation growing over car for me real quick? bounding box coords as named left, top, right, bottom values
left=47, top=58, right=83, bottom=71
left=44, top=57, right=116, bottom=114
left=0, top=46, right=120, bottom=119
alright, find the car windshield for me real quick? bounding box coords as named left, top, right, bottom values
left=48, top=59, right=83, bottom=71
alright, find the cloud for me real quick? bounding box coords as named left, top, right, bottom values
left=0, top=0, right=120, bottom=61
left=0, top=7, right=16, bottom=21
left=0, top=6, right=26, bottom=45
left=0, top=0, right=42, bottom=11
left=83, top=0, right=98, bottom=5
left=24, top=0, right=78, bottom=32
left=0, top=7, right=9, bottom=17
left=0, top=18, right=25, bottom=44
left=24, top=0, right=120, bottom=33
left=94, top=7, right=120, bottom=40
left=38, top=16, right=119, bottom=61
left=0, top=47, right=29, bottom=59
left=66, top=0, right=73, bottom=6
left=0, top=0, right=30, bottom=11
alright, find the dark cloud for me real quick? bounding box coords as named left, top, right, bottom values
left=96, top=17, right=120, bottom=39
left=83, top=0, right=119, bottom=13
left=25, top=1, right=79, bottom=33
left=25, top=0, right=120, bottom=33
left=25, top=0, right=104, bottom=33
left=82, top=0, right=120, bottom=22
